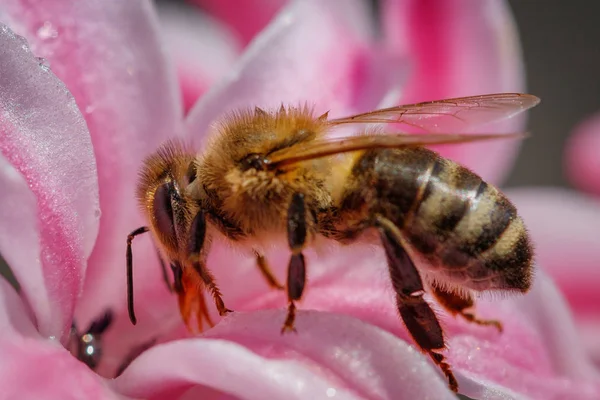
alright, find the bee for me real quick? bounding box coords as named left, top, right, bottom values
left=127, top=93, right=540, bottom=392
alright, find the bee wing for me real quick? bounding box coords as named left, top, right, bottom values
left=326, top=93, right=540, bottom=132
left=266, top=131, right=527, bottom=168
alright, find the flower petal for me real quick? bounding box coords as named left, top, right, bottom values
left=0, top=277, right=39, bottom=339
left=0, top=341, right=122, bottom=399
left=564, top=112, right=600, bottom=196
left=186, top=0, right=393, bottom=149
left=188, top=0, right=287, bottom=46
left=0, top=280, right=121, bottom=398
left=113, top=310, right=456, bottom=400
left=0, top=24, right=99, bottom=340
left=507, top=186, right=600, bottom=367
left=157, top=1, right=241, bottom=114
left=0, top=154, right=51, bottom=338
left=197, top=240, right=600, bottom=399
left=0, top=1, right=183, bottom=326
left=383, top=0, right=527, bottom=184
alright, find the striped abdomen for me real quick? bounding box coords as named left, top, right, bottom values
left=336, top=147, right=533, bottom=292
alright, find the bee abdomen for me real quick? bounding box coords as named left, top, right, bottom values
left=339, top=147, right=533, bottom=292
left=401, top=150, right=533, bottom=292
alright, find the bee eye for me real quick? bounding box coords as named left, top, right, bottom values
left=240, top=154, right=266, bottom=171
left=185, top=161, right=197, bottom=185
left=153, top=181, right=177, bottom=240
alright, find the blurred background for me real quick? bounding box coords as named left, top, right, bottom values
left=504, top=0, right=600, bottom=188
left=156, top=0, right=600, bottom=189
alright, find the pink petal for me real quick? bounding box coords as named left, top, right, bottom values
left=113, top=310, right=456, bottom=400
left=452, top=271, right=600, bottom=399
left=565, top=112, right=600, bottom=196
left=157, top=1, right=242, bottom=114
left=507, top=186, right=600, bottom=367
left=0, top=340, right=122, bottom=400
left=113, top=237, right=600, bottom=399
left=0, top=24, right=99, bottom=340
left=186, top=0, right=395, bottom=149
left=0, top=277, right=39, bottom=338
left=0, top=280, right=122, bottom=398
left=0, top=1, right=183, bottom=327
left=211, top=244, right=599, bottom=398
left=0, top=154, right=51, bottom=338
left=383, top=0, right=527, bottom=184
left=188, top=0, right=287, bottom=46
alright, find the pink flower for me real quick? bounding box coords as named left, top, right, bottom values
left=0, top=1, right=598, bottom=399
left=505, top=111, right=600, bottom=370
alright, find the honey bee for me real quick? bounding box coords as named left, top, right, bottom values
left=127, top=93, right=540, bottom=392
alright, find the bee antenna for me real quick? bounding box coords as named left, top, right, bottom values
left=126, top=226, right=150, bottom=325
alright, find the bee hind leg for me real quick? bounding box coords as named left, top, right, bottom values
left=375, top=215, right=459, bottom=393
left=281, top=193, right=308, bottom=334
left=431, top=285, right=503, bottom=333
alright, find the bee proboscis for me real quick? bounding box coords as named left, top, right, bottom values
left=127, top=93, right=540, bottom=392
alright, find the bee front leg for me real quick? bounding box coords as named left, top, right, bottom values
left=173, top=261, right=214, bottom=332
left=431, top=285, right=502, bottom=333
left=282, top=193, right=308, bottom=334
left=376, top=215, right=459, bottom=393
left=188, top=209, right=232, bottom=319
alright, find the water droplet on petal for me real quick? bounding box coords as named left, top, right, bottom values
left=36, top=57, right=51, bottom=72
left=326, top=388, right=336, bottom=398
left=85, top=105, right=95, bottom=114
left=37, top=21, right=59, bottom=40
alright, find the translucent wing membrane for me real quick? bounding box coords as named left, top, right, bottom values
left=326, top=93, right=540, bottom=133
left=266, top=132, right=528, bottom=168
left=265, top=93, right=539, bottom=168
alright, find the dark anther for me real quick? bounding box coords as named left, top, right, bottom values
left=240, top=153, right=266, bottom=171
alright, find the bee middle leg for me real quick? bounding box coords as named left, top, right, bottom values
left=376, top=215, right=459, bottom=393
left=431, top=285, right=503, bottom=333
left=281, top=193, right=308, bottom=334
left=254, top=250, right=285, bottom=290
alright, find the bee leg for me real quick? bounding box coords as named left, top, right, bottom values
left=432, top=286, right=503, bottom=333
left=197, top=268, right=233, bottom=317
left=126, top=226, right=150, bottom=325
left=188, top=209, right=233, bottom=317
left=376, top=215, right=459, bottom=393
left=282, top=193, right=308, bottom=334
left=177, top=266, right=195, bottom=330
left=197, top=287, right=215, bottom=330
left=254, top=250, right=285, bottom=290
left=172, top=262, right=213, bottom=332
